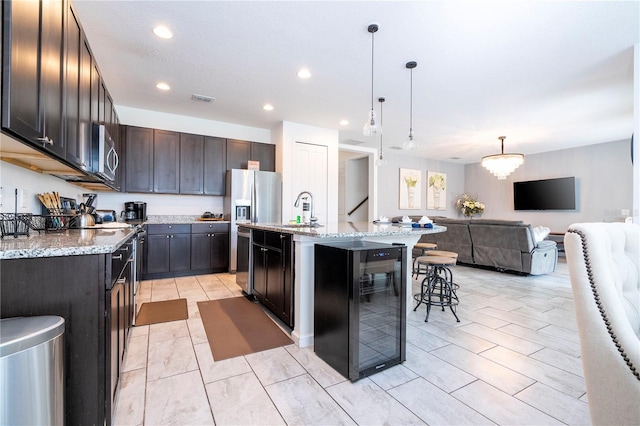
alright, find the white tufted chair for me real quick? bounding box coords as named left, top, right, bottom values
left=564, top=223, right=640, bottom=425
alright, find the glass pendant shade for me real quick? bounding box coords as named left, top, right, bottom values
left=402, top=129, right=416, bottom=150
left=481, top=136, right=524, bottom=179
left=363, top=109, right=382, bottom=136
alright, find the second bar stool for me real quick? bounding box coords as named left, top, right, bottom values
left=413, top=255, right=460, bottom=322
left=412, top=242, right=437, bottom=278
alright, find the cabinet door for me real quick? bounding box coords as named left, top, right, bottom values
left=169, top=233, right=191, bottom=272
left=252, top=244, right=266, bottom=298
left=251, top=142, right=276, bottom=172
left=282, top=234, right=293, bottom=327
left=39, top=0, right=65, bottom=157
left=226, top=139, right=250, bottom=170
left=91, top=63, right=100, bottom=123
left=180, top=133, right=204, bottom=194
left=78, top=38, right=93, bottom=171
left=264, top=247, right=284, bottom=316
left=190, top=233, right=212, bottom=270
left=153, top=129, right=180, bottom=194
left=204, top=136, right=226, bottom=195
left=1, top=0, right=40, bottom=140
left=64, top=4, right=82, bottom=167
left=125, top=126, right=153, bottom=193
left=1, top=0, right=64, bottom=156
left=145, top=234, right=170, bottom=274
left=210, top=232, right=229, bottom=271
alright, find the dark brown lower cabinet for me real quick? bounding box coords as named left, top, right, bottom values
left=191, top=223, right=229, bottom=272
left=144, top=223, right=229, bottom=279
left=0, top=239, right=135, bottom=426
left=252, top=230, right=293, bottom=327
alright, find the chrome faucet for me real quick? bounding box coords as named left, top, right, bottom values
left=294, top=191, right=318, bottom=226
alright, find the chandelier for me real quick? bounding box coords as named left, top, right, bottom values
left=481, top=136, right=524, bottom=179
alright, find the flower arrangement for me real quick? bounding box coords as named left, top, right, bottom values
left=457, top=193, right=485, bottom=217
left=428, top=174, right=446, bottom=191
left=403, top=175, right=418, bottom=187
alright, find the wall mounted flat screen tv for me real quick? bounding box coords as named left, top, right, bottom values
left=513, top=177, right=576, bottom=210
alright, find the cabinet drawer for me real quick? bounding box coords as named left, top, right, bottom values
left=265, top=231, right=286, bottom=249
left=252, top=229, right=265, bottom=245
left=147, top=224, right=191, bottom=235
left=192, top=223, right=229, bottom=234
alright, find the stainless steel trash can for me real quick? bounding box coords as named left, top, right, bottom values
left=0, top=316, right=65, bottom=425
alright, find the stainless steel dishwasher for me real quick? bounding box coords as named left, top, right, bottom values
left=236, top=226, right=252, bottom=296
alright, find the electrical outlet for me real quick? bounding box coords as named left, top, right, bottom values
left=0, top=186, right=3, bottom=207
left=20, top=189, right=27, bottom=209
left=621, top=209, right=630, bottom=216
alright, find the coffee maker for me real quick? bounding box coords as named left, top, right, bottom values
left=122, top=202, right=136, bottom=221
left=122, top=201, right=146, bottom=222
left=133, top=202, right=147, bottom=221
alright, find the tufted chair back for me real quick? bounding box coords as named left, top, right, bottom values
left=564, top=223, right=640, bottom=425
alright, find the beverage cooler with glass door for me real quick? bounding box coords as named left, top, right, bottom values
left=314, top=240, right=406, bottom=381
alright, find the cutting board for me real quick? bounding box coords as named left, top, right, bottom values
left=197, top=217, right=225, bottom=221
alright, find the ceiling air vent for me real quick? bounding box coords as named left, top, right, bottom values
left=191, top=94, right=215, bottom=104
left=389, top=146, right=403, bottom=150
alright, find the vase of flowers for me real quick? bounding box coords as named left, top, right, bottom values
left=428, top=173, right=446, bottom=209
left=457, top=193, right=485, bottom=217
left=404, top=175, right=418, bottom=208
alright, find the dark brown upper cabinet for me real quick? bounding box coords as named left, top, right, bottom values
left=180, top=133, right=205, bottom=194
left=153, top=129, right=180, bottom=194
left=2, top=0, right=66, bottom=158
left=203, top=136, right=226, bottom=195
left=124, top=126, right=154, bottom=193
left=226, top=139, right=275, bottom=172
left=226, top=139, right=251, bottom=170
left=65, top=4, right=92, bottom=171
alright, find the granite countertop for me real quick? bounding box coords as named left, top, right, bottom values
left=145, top=215, right=229, bottom=225
left=0, top=227, right=137, bottom=259
left=243, top=222, right=446, bottom=238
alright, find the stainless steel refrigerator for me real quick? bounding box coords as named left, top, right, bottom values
left=224, top=169, right=282, bottom=278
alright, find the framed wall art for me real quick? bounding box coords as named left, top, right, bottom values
left=399, top=168, right=421, bottom=209
left=427, top=171, right=447, bottom=210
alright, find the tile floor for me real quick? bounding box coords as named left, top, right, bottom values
left=113, top=257, right=592, bottom=425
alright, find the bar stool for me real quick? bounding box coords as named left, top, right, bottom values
left=413, top=255, right=460, bottom=322
left=412, top=242, right=437, bottom=278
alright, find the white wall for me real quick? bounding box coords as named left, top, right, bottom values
left=116, top=106, right=272, bottom=143
left=0, top=161, right=88, bottom=214
left=374, top=149, right=466, bottom=219
left=634, top=43, right=639, bottom=223
left=465, top=139, right=634, bottom=232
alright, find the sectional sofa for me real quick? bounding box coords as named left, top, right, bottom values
left=394, top=216, right=558, bottom=275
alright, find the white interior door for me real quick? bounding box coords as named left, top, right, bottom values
left=293, top=142, right=328, bottom=224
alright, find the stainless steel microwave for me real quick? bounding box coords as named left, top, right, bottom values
left=92, top=124, right=119, bottom=182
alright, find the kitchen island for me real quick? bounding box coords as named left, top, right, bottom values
left=243, top=221, right=446, bottom=347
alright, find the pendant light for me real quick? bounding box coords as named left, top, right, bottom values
left=375, top=97, right=387, bottom=166
left=402, top=61, right=418, bottom=150
left=481, top=136, right=524, bottom=179
left=363, top=23, right=382, bottom=137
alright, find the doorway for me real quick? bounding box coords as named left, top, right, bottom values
left=338, top=146, right=377, bottom=222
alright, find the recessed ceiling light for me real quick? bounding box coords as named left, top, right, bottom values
left=263, top=104, right=274, bottom=111
left=156, top=82, right=170, bottom=91
left=339, top=120, right=349, bottom=126
left=297, top=68, right=311, bottom=79
left=153, top=25, right=173, bottom=39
